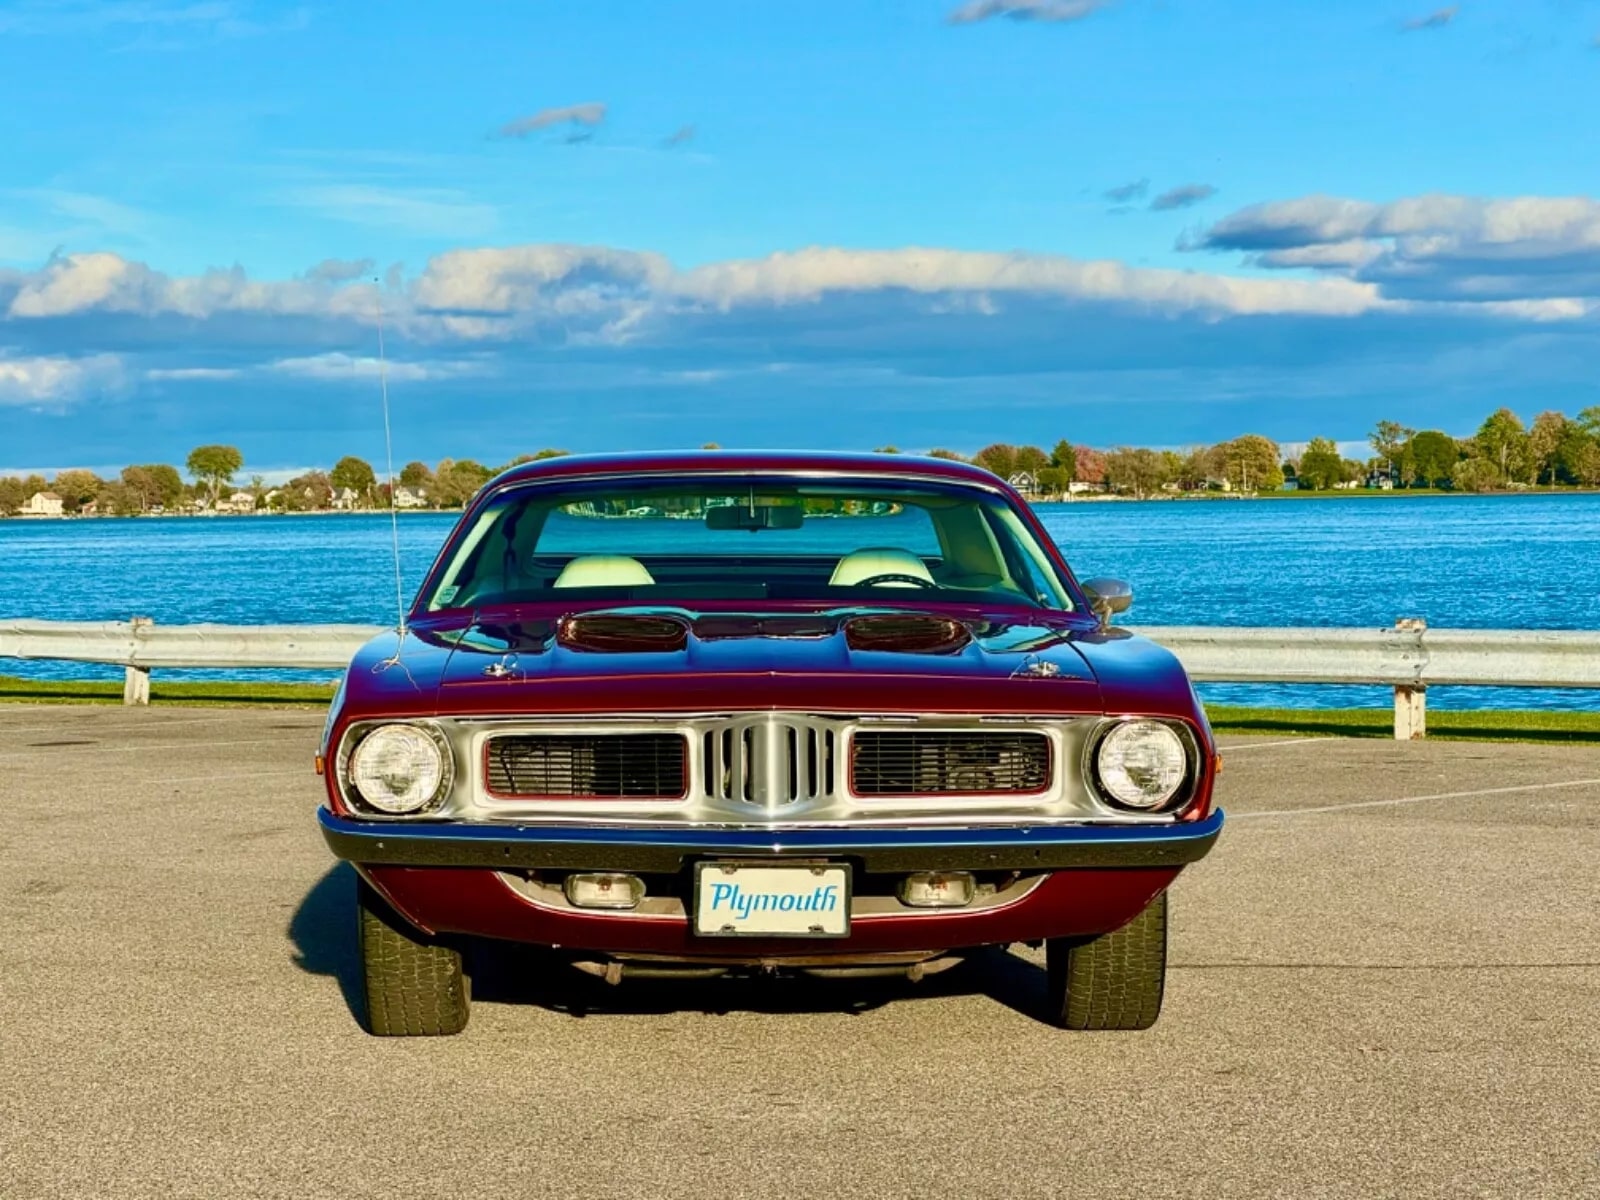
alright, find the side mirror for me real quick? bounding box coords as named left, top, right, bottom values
left=1080, top=578, right=1133, bottom=628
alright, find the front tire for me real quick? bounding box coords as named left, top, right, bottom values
left=356, top=877, right=469, bottom=1036
left=1045, top=890, right=1167, bottom=1030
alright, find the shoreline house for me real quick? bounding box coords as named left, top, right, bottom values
left=219, top=491, right=257, bottom=513
left=22, top=491, right=64, bottom=517
left=1006, top=470, right=1039, bottom=498
left=394, top=485, right=428, bottom=509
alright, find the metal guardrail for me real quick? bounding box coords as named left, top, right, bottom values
left=2, top=616, right=1597, bottom=738
left=1138, top=620, right=1600, bottom=739
left=0, top=618, right=375, bottom=705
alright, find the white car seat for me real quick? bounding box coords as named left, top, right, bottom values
left=829, top=548, right=935, bottom=588
left=552, top=555, right=656, bottom=589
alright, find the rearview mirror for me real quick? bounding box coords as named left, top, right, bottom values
left=706, top=504, right=804, bottom=531
left=1080, top=577, right=1133, bottom=628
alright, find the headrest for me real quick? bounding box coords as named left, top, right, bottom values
left=828, top=548, right=935, bottom=588
left=552, top=555, right=655, bottom=589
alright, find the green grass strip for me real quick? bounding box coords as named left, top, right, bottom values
left=1206, top=704, right=1600, bottom=743
left=0, top=674, right=337, bottom=707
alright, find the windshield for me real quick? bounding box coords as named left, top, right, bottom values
left=421, top=474, right=1075, bottom=612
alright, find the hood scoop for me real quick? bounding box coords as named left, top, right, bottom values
left=556, top=612, right=691, bottom=654
left=841, top=613, right=972, bottom=655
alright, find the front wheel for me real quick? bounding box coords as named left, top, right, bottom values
left=1045, top=889, right=1167, bottom=1030
left=356, top=877, right=470, bottom=1036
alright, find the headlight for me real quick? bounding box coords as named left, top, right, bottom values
left=1095, top=720, right=1189, bottom=811
left=345, top=723, right=451, bottom=814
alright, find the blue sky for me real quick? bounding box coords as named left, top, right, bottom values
left=5, top=0, right=1600, bottom=477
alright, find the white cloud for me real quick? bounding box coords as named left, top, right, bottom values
left=948, top=0, right=1109, bottom=25
left=145, top=366, right=242, bottom=380
left=266, top=352, right=480, bottom=382
left=1149, top=183, right=1217, bottom=212
left=411, top=244, right=670, bottom=318
left=0, top=353, right=124, bottom=405
left=1203, top=194, right=1600, bottom=252
left=412, top=244, right=668, bottom=347
left=1254, top=240, right=1385, bottom=270
left=496, top=103, right=608, bottom=139
left=1198, top=193, right=1600, bottom=301
left=7, top=252, right=166, bottom=317
left=0, top=242, right=1406, bottom=331
left=7, top=218, right=1600, bottom=395
left=304, top=257, right=375, bottom=284
left=670, top=246, right=1380, bottom=316
left=1198, top=195, right=1383, bottom=249
left=3, top=251, right=377, bottom=320
left=1402, top=6, right=1457, bottom=33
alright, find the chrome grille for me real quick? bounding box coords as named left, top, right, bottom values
left=850, top=731, right=1051, bottom=797
left=458, top=713, right=1111, bottom=822
left=486, top=733, right=688, bottom=799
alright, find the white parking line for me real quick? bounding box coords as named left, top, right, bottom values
left=1236, top=777, right=1600, bottom=819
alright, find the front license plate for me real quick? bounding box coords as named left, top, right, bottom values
left=693, top=862, right=851, bottom=938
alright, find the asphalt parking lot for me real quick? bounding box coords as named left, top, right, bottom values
left=1, top=706, right=1596, bottom=1200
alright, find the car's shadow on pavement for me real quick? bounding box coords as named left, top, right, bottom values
left=287, top=862, right=365, bottom=1023
left=288, top=864, right=1053, bottom=1026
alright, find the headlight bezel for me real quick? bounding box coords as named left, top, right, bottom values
left=336, top=720, right=455, bottom=817
left=1085, top=717, right=1198, bottom=814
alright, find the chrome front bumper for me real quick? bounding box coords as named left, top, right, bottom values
left=318, top=807, right=1223, bottom=873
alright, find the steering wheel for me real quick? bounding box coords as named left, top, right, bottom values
left=853, top=573, right=937, bottom=589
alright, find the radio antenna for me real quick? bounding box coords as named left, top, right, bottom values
left=375, top=279, right=406, bottom=637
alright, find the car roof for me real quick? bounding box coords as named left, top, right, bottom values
left=490, top=450, right=1007, bottom=490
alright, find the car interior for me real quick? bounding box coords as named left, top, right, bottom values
left=426, top=481, right=1071, bottom=612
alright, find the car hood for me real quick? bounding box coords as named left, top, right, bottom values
left=377, top=606, right=1112, bottom=716
left=341, top=606, right=1199, bottom=721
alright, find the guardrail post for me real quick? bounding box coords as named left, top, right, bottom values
left=123, top=617, right=152, bottom=706
left=1393, top=617, right=1427, bottom=740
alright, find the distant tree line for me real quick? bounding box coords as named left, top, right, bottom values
left=888, top=404, right=1600, bottom=498
left=1354, top=409, right=1600, bottom=493
left=3, top=403, right=1599, bottom=517
left=0, top=446, right=573, bottom=516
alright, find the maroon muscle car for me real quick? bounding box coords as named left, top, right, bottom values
left=317, top=451, right=1222, bottom=1035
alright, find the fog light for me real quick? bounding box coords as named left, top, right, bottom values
left=564, top=873, right=645, bottom=910
left=898, top=871, right=976, bottom=909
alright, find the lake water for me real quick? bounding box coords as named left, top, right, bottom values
left=3, top=493, right=1598, bottom=710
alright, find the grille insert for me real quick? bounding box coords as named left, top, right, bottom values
left=486, top=734, right=687, bottom=799
left=850, top=731, right=1051, bottom=797
left=703, top=721, right=835, bottom=805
